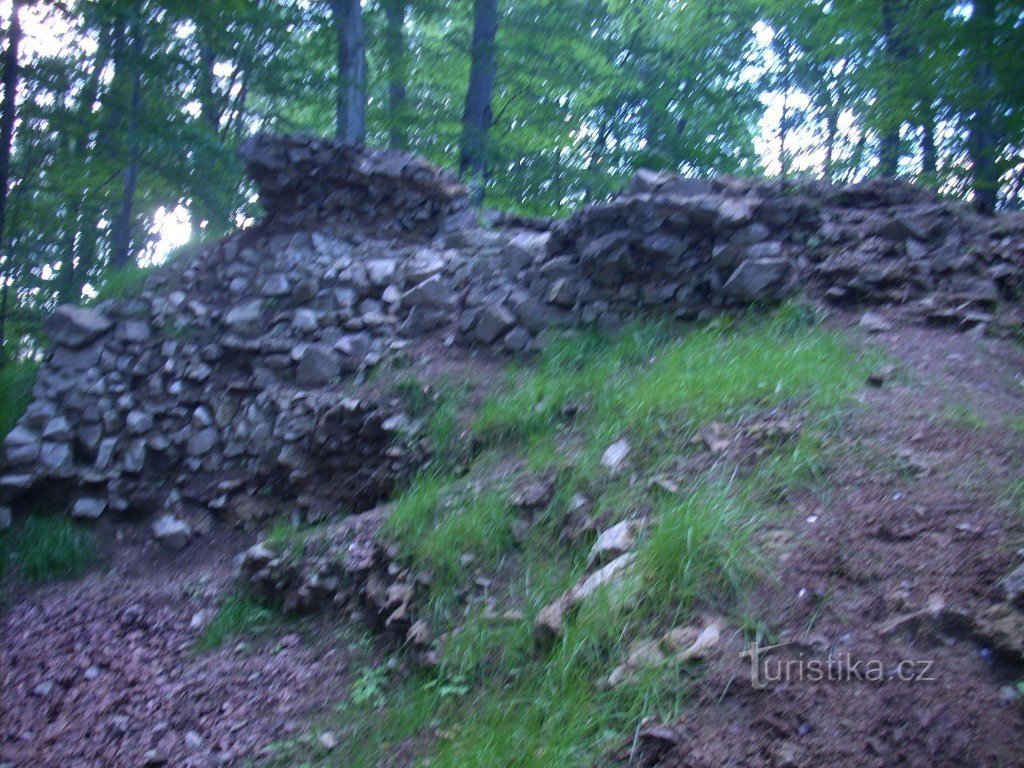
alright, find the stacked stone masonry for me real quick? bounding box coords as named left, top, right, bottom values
left=2, top=133, right=1022, bottom=531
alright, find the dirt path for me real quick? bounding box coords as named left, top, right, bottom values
left=637, top=320, right=1024, bottom=768
left=0, top=529, right=357, bottom=768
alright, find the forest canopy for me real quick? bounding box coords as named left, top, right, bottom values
left=0, top=0, right=1022, bottom=361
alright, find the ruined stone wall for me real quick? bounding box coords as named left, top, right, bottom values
left=2, top=134, right=1022, bottom=540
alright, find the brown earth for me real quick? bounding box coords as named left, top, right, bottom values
left=631, top=315, right=1024, bottom=768
left=0, top=527, right=360, bottom=768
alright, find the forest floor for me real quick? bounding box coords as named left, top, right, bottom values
left=2, top=305, right=1024, bottom=768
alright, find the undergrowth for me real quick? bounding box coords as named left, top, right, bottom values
left=195, top=594, right=284, bottom=653
left=263, top=303, right=877, bottom=768
left=1, top=514, right=97, bottom=586
left=0, top=360, right=39, bottom=443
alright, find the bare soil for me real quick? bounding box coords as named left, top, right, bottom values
left=633, top=316, right=1024, bottom=768
left=1, top=527, right=357, bottom=768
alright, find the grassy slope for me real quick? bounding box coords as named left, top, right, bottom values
left=259, top=305, right=881, bottom=767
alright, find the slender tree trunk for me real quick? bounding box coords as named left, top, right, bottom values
left=56, top=201, right=81, bottom=305
left=778, top=91, right=790, bottom=179
left=920, top=109, right=937, bottom=182
left=824, top=106, right=839, bottom=182
left=459, top=0, right=499, bottom=198
left=878, top=0, right=905, bottom=178
left=330, top=0, right=366, bottom=145
left=970, top=0, right=998, bottom=214
left=198, top=38, right=220, bottom=131
left=0, top=0, right=24, bottom=366
left=110, top=9, right=144, bottom=271
left=383, top=0, right=408, bottom=149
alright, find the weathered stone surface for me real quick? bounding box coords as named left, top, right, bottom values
left=474, top=304, right=516, bottom=344
left=1001, top=564, right=1024, bottom=607
left=601, top=438, right=631, bottom=475
left=723, top=256, right=793, bottom=300
left=152, top=514, right=192, bottom=549
left=402, top=276, right=454, bottom=310
left=587, top=518, right=645, bottom=567
left=295, top=344, right=341, bottom=386
left=224, top=300, right=264, bottom=336
left=71, top=497, right=107, bottom=519
left=43, top=305, right=113, bottom=348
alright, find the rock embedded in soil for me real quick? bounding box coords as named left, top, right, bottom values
left=587, top=518, right=645, bottom=567
left=601, top=438, right=631, bottom=475
left=71, top=497, right=106, bottom=519
left=1000, top=563, right=1024, bottom=607
left=151, top=514, right=192, bottom=550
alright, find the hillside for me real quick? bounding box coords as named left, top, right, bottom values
left=1, top=136, right=1023, bottom=768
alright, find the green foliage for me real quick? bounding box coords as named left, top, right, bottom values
left=637, top=486, right=758, bottom=614
left=1, top=515, right=97, bottom=585
left=349, top=665, right=390, bottom=709
left=475, top=304, right=874, bottom=460
left=281, top=305, right=876, bottom=768
left=194, top=594, right=282, bottom=653
left=0, top=360, right=39, bottom=443
left=385, top=475, right=516, bottom=594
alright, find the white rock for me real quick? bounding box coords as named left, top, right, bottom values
left=152, top=514, right=192, bottom=550
left=71, top=497, right=106, bottom=519
left=600, top=438, right=631, bottom=475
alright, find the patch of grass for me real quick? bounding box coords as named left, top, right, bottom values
left=637, top=485, right=759, bottom=617
left=90, top=237, right=209, bottom=304
left=1003, top=478, right=1024, bottom=516
left=0, top=360, right=39, bottom=442
left=937, top=401, right=989, bottom=430
left=475, top=303, right=875, bottom=468
left=194, top=594, right=282, bottom=652
left=385, top=475, right=516, bottom=593
left=1, top=514, right=96, bottom=585
left=91, top=264, right=155, bottom=302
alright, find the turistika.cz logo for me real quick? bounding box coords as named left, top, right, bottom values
left=739, top=642, right=936, bottom=689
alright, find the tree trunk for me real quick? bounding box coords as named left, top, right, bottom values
left=198, top=38, right=220, bottom=131
left=459, top=0, right=499, bottom=198
left=109, top=9, right=144, bottom=271
left=823, top=107, right=839, bottom=182
left=383, top=0, right=408, bottom=149
left=878, top=0, right=905, bottom=178
left=920, top=108, right=937, bottom=182
left=0, top=0, right=24, bottom=366
left=330, top=0, right=366, bottom=145
left=970, top=0, right=998, bottom=214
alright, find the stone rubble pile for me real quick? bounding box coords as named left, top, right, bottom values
left=234, top=508, right=435, bottom=661
left=238, top=132, right=473, bottom=236
left=2, top=133, right=1022, bottom=538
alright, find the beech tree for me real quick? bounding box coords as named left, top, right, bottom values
left=330, top=0, right=367, bottom=145
left=459, top=0, right=498, bottom=196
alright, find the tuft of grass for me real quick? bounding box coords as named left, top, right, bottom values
left=1, top=514, right=96, bottom=585
left=385, top=476, right=515, bottom=593
left=91, top=237, right=209, bottom=304
left=637, top=485, right=758, bottom=616
left=0, top=360, right=39, bottom=443
left=1003, top=478, right=1024, bottom=516
left=194, top=594, right=282, bottom=652
left=91, top=264, right=155, bottom=302
left=937, top=401, right=989, bottom=431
